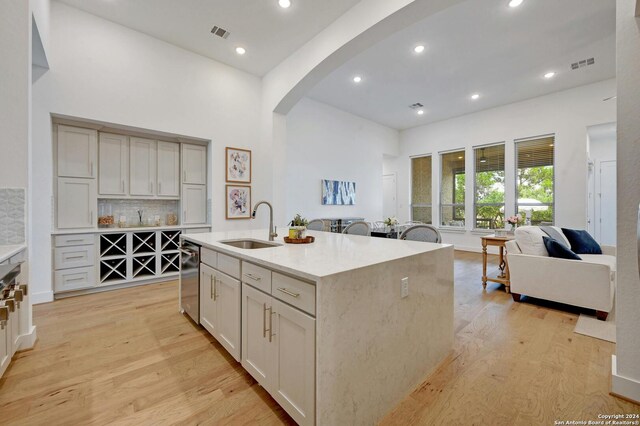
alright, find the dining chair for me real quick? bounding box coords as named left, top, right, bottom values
left=307, top=219, right=326, bottom=231
left=342, top=221, right=371, bottom=236
left=399, top=224, right=442, bottom=243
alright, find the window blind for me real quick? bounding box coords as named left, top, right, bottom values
left=475, top=144, right=505, bottom=173
left=411, top=156, right=432, bottom=205
left=516, top=136, right=554, bottom=169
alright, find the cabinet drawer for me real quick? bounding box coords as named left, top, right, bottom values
left=54, top=245, right=95, bottom=270
left=242, top=262, right=272, bottom=294
left=201, top=247, right=217, bottom=269
left=218, top=252, right=240, bottom=279
left=272, top=273, right=316, bottom=316
left=55, top=234, right=95, bottom=247
left=54, top=266, right=96, bottom=292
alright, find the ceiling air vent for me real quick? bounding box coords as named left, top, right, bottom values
left=570, top=57, right=595, bottom=70
left=211, top=26, right=230, bottom=39
left=409, top=103, right=424, bottom=110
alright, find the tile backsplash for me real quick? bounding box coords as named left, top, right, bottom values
left=0, top=188, right=26, bottom=245
left=98, top=199, right=180, bottom=226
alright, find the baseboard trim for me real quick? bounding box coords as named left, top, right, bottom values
left=17, top=326, right=37, bottom=351
left=611, top=355, right=640, bottom=404
left=454, top=245, right=500, bottom=255
left=31, top=291, right=54, bottom=305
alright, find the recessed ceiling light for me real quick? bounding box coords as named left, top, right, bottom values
left=417, top=109, right=425, bottom=115
left=471, top=93, right=480, bottom=100
left=235, top=47, right=246, bottom=55
left=278, top=0, right=291, bottom=8
left=353, top=76, right=362, bottom=83
left=549, top=143, right=554, bottom=147
left=544, top=71, right=556, bottom=79
left=414, top=45, right=425, bottom=54
left=508, top=0, right=523, bottom=7
left=458, top=156, right=464, bottom=159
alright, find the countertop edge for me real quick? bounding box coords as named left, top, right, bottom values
left=181, top=234, right=453, bottom=281
left=0, top=244, right=27, bottom=263
left=52, top=224, right=212, bottom=235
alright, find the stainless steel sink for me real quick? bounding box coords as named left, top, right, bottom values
left=219, top=239, right=282, bottom=249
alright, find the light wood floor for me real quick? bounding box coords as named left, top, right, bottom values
left=0, top=252, right=637, bottom=425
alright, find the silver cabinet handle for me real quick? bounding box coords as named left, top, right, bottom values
left=65, top=255, right=85, bottom=260
left=149, top=182, right=152, bottom=193
left=210, top=275, right=214, bottom=300
left=183, top=210, right=187, bottom=222
left=269, top=309, right=276, bottom=342
left=158, top=181, right=162, bottom=195
left=122, top=180, right=125, bottom=193
left=90, top=162, right=94, bottom=177
left=263, top=303, right=270, bottom=338
left=244, top=273, right=261, bottom=282
left=66, top=277, right=85, bottom=282
left=277, top=287, right=300, bottom=298
left=90, top=210, right=93, bottom=224
left=183, top=170, right=187, bottom=182
left=66, top=239, right=83, bottom=243
left=213, top=276, right=218, bottom=301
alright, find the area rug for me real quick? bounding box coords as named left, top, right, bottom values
left=574, top=308, right=616, bottom=343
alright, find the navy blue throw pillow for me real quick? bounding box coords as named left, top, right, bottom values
left=543, top=236, right=582, bottom=260
left=561, top=228, right=602, bottom=255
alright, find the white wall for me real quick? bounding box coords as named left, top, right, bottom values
left=30, top=2, right=264, bottom=303
left=285, top=97, right=398, bottom=222
left=395, top=79, right=616, bottom=252
left=613, top=0, right=640, bottom=403
left=1, top=0, right=30, bottom=188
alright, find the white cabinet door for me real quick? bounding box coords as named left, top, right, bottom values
left=182, top=144, right=207, bottom=185
left=270, top=299, right=316, bottom=426
left=242, top=283, right=273, bottom=387
left=157, top=141, right=180, bottom=197
left=214, top=270, right=241, bottom=361
left=57, top=125, right=97, bottom=179
left=99, top=133, right=128, bottom=195
left=183, top=184, right=207, bottom=224
left=200, top=264, right=217, bottom=336
left=0, top=308, right=9, bottom=376
left=130, top=137, right=157, bottom=196
left=57, top=177, right=97, bottom=229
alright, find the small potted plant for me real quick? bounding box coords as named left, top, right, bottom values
left=289, top=213, right=309, bottom=239
left=384, top=216, right=399, bottom=230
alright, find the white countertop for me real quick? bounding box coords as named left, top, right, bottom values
left=52, top=224, right=211, bottom=235
left=182, top=228, right=451, bottom=281
left=0, top=244, right=27, bottom=263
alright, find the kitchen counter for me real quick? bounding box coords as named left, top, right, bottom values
left=182, top=228, right=454, bottom=424
left=52, top=224, right=211, bottom=235
left=182, top=228, right=450, bottom=281
left=0, top=244, right=27, bottom=264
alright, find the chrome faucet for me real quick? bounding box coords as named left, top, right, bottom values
left=252, top=201, right=278, bottom=241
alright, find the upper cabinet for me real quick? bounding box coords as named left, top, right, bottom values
left=57, top=177, right=97, bottom=229
left=157, top=142, right=180, bottom=197
left=129, top=137, right=157, bottom=196
left=57, top=125, right=97, bottom=179
left=98, top=133, right=128, bottom=196
left=182, top=144, right=207, bottom=185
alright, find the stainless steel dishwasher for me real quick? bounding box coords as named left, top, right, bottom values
left=180, top=241, right=200, bottom=323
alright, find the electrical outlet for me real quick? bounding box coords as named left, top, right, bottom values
left=401, top=277, right=409, bottom=298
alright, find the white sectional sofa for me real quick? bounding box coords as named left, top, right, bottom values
left=505, top=226, right=616, bottom=320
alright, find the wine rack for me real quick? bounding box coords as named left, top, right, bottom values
left=96, top=228, right=183, bottom=285
left=100, top=233, right=126, bottom=257
left=132, top=255, right=156, bottom=279
left=132, top=232, right=156, bottom=255
left=100, top=258, right=127, bottom=283
left=160, top=230, right=181, bottom=252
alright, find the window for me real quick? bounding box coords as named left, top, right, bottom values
left=410, top=156, right=432, bottom=224
left=474, top=144, right=505, bottom=229
left=440, top=150, right=465, bottom=227
left=516, top=136, right=555, bottom=225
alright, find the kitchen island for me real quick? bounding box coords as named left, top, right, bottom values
left=182, top=228, right=454, bottom=425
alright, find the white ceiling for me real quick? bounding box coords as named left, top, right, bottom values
left=307, top=0, right=616, bottom=130
left=56, top=0, right=362, bottom=76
